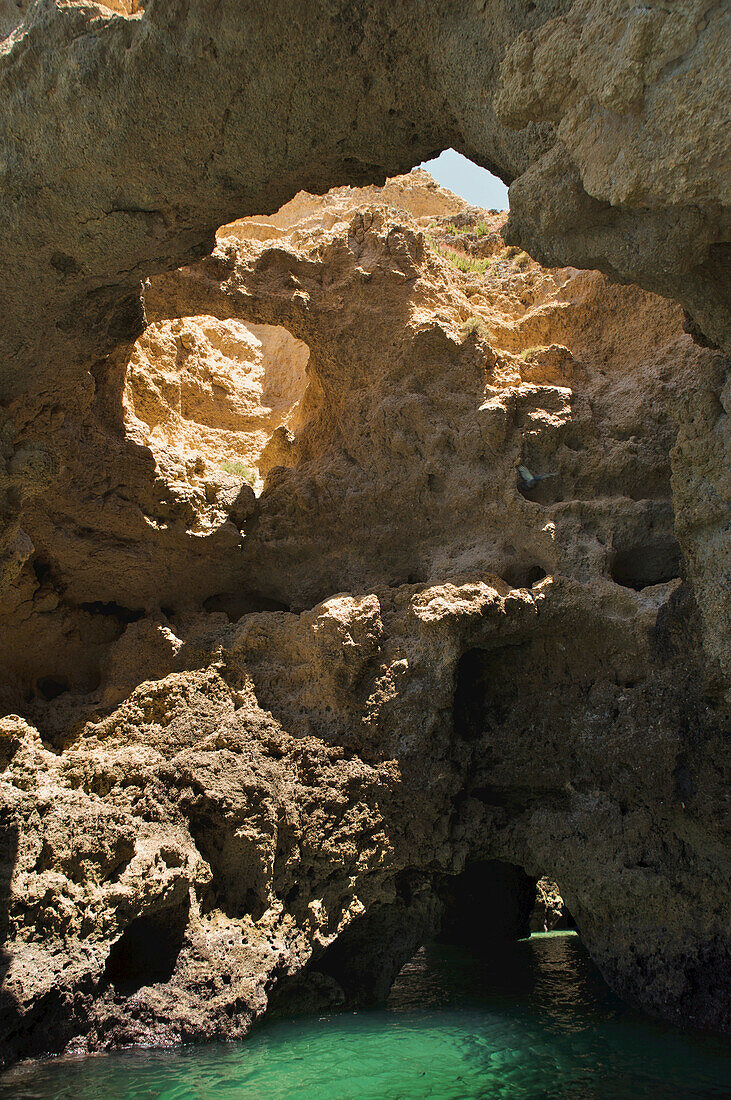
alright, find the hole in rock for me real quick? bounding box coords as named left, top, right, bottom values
left=35, top=675, right=69, bottom=702
left=517, top=469, right=562, bottom=505
left=203, top=592, right=291, bottom=621
left=124, top=315, right=309, bottom=496
left=78, top=601, right=144, bottom=623
left=281, top=895, right=433, bottom=1011
left=387, top=880, right=583, bottom=1016
left=610, top=541, right=682, bottom=590
left=271, top=863, right=579, bottom=1017
left=503, top=563, right=547, bottom=588
left=436, top=860, right=535, bottom=948
left=407, top=571, right=426, bottom=585
left=186, top=807, right=270, bottom=920
left=419, top=150, right=509, bottom=211
left=31, top=558, right=54, bottom=586
left=387, top=571, right=427, bottom=589
left=103, top=896, right=189, bottom=993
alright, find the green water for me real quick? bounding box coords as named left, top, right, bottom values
left=2, top=934, right=728, bottom=1099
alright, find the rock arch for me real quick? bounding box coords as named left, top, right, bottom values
left=0, top=1, right=728, bottom=1066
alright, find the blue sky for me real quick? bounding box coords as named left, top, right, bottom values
left=419, top=149, right=509, bottom=209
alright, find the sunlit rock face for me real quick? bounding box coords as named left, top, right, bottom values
left=0, top=0, right=727, bottom=699
left=124, top=317, right=308, bottom=493
left=0, top=0, right=728, bottom=1065
left=0, top=174, right=727, bottom=1065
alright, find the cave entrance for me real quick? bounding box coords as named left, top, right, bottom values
left=436, top=859, right=535, bottom=948
left=609, top=540, right=682, bottom=590
left=435, top=860, right=575, bottom=949
left=124, top=315, right=309, bottom=495
left=272, top=861, right=576, bottom=1017
left=103, top=896, right=190, bottom=995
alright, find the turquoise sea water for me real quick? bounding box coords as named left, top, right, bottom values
left=2, top=933, right=728, bottom=1099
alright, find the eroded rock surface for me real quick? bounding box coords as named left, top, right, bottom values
left=0, top=176, right=728, bottom=1062
left=0, top=0, right=727, bottom=686
left=530, top=878, right=573, bottom=934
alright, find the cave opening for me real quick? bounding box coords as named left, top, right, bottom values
left=435, top=860, right=536, bottom=948
left=103, top=897, right=190, bottom=994
left=203, top=591, right=291, bottom=622
left=34, top=675, right=69, bottom=702
left=271, top=860, right=577, bottom=1019
left=123, top=313, right=309, bottom=498
left=434, top=861, right=576, bottom=948
left=78, top=601, right=145, bottom=624
left=609, top=541, right=683, bottom=590
left=419, top=150, right=510, bottom=211
left=502, top=563, right=547, bottom=589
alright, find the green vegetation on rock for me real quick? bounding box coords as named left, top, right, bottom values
left=221, top=459, right=257, bottom=485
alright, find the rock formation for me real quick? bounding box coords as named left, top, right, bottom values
left=0, top=0, right=726, bottom=698
left=0, top=0, right=729, bottom=1068
left=0, top=173, right=727, bottom=1065
left=530, top=878, right=573, bottom=934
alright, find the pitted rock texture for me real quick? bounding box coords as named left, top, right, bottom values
left=0, top=0, right=727, bottom=705
left=529, top=878, right=573, bottom=934
left=0, top=177, right=728, bottom=1064
left=124, top=316, right=308, bottom=493
left=0, top=576, right=727, bottom=1062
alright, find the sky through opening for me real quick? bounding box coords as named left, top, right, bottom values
left=419, top=149, right=509, bottom=210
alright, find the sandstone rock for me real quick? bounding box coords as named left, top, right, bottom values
left=530, top=878, right=572, bottom=934
left=0, top=175, right=727, bottom=1062
left=0, top=0, right=726, bottom=713
left=124, top=315, right=308, bottom=493
left=0, top=567, right=726, bottom=1062
left=218, top=168, right=470, bottom=242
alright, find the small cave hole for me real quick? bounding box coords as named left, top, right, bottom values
left=103, top=897, right=189, bottom=993
left=32, top=558, right=53, bottom=586
left=407, top=571, right=426, bottom=585
left=203, top=592, right=291, bottom=621
left=387, top=571, right=426, bottom=589
left=610, top=542, right=682, bottom=590
left=124, top=307, right=310, bottom=500
left=186, top=808, right=270, bottom=920
left=503, top=563, right=547, bottom=588
left=78, top=601, right=144, bottom=623
left=517, top=474, right=562, bottom=505
left=35, top=675, right=69, bottom=702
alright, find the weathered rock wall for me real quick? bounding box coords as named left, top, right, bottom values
left=1, top=0, right=727, bottom=702
left=0, top=179, right=727, bottom=1062
left=0, top=0, right=728, bottom=1065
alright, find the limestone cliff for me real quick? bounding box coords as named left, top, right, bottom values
left=0, top=0, right=727, bottom=716
left=0, top=174, right=727, bottom=1064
